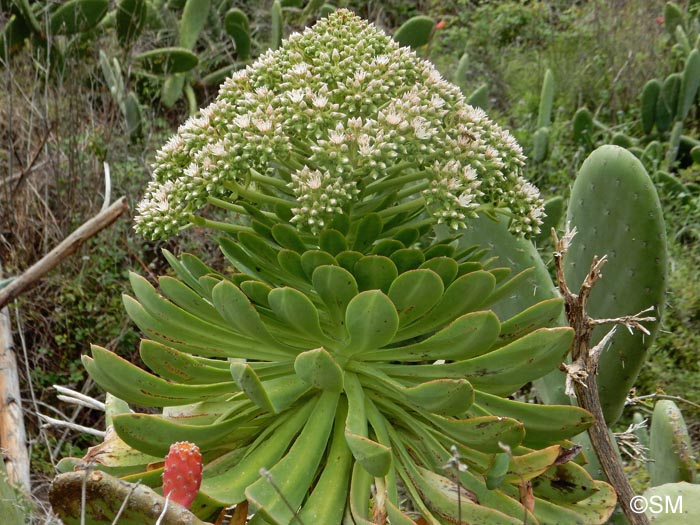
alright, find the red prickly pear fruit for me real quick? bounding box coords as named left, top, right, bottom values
left=162, top=441, right=202, bottom=509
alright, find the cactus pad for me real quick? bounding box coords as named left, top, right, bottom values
left=565, top=145, right=667, bottom=425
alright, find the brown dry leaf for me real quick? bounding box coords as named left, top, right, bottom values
left=519, top=480, right=535, bottom=514
left=230, top=501, right=249, bottom=525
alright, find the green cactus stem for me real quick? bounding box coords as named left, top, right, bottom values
left=454, top=51, right=469, bottom=88
left=665, top=120, right=683, bottom=168
left=532, top=127, right=550, bottom=163
left=125, top=91, right=142, bottom=140
left=573, top=107, right=594, bottom=144
left=564, top=145, right=667, bottom=425
left=641, top=79, right=661, bottom=135
left=611, top=132, right=635, bottom=149
left=649, top=400, right=696, bottom=487
left=0, top=14, right=31, bottom=62
left=179, top=0, right=210, bottom=50
left=664, top=2, right=685, bottom=35
left=643, top=482, right=700, bottom=523
left=49, top=0, right=109, bottom=35
left=467, top=83, right=489, bottom=109
left=224, top=8, right=251, bottom=60
left=657, top=73, right=681, bottom=131
left=691, top=145, right=700, bottom=163
left=11, top=0, right=42, bottom=36
left=271, top=0, right=283, bottom=49
left=393, top=15, right=435, bottom=49
left=161, top=73, right=186, bottom=107
left=320, top=4, right=336, bottom=18
left=135, top=47, right=198, bottom=74
left=116, top=0, right=147, bottom=48
left=537, top=69, right=554, bottom=129
left=679, top=49, right=700, bottom=119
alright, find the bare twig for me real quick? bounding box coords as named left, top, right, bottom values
left=37, top=414, right=105, bottom=438
left=53, top=385, right=105, bottom=412
left=552, top=227, right=651, bottom=525
left=101, top=162, right=111, bottom=213
left=626, top=393, right=700, bottom=412
left=0, top=197, right=128, bottom=310
left=111, top=479, right=141, bottom=525
left=154, top=493, right=171, bottom=525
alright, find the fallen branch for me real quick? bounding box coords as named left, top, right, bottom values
left=552, top=227, right=651, bottom=525
left=0, top=197, right=128, bottom=310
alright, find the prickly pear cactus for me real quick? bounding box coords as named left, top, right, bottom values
left=643, top=482, right=700, bottom=524
left=649, top=400, right=696, bottom=486
left=562, top=145, right=667, bottom=425
left=393, top=15, right=435, bottom=49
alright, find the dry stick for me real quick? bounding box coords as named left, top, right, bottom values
left=0, top=197, right=129, bottom=310
left=627, top=393, right=700, bottom=412
left=0, top=296, right=31, bottom=492
left=552, top=229, right=650, bottom=525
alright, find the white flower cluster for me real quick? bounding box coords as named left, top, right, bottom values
left=289, top=166, right=360, bottom=229
left=422, top=161, right=482, bottom=230
left=135, top=9, right=544, bottom=239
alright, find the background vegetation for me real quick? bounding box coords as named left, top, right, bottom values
left=1, top=0, right=698, bottom=522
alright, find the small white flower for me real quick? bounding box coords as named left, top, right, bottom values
left=233, top=115, right=250, bottom=128
left=348, top=117, right=363, bottom=129
left=291, top=63, right=310, bottom=75
left=253, top=119, right=272, bottom=132
left=312, top=94, right=329, bottom=108
left=287, top=89, right=305, bottom=103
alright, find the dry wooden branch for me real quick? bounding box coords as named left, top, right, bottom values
left=50, top=470, right=210, bottom=525
left=0, top=197, right=129, bottom=310
left=0, top=301, right=30, bottom=492
left=552, top=228, right=651, bottom=525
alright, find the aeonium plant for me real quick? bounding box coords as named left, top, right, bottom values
left=50, top=10, right=617, bottom=525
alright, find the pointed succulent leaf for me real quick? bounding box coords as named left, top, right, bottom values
left=112, top=413, right=253, bottom=457
left=245, top=390, right=338, bottom=523
left=359, top=310, right=500, bottom=362
left=201, top=400, right=314, bottom=505
left=84, top=346, right=235, bottom=407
